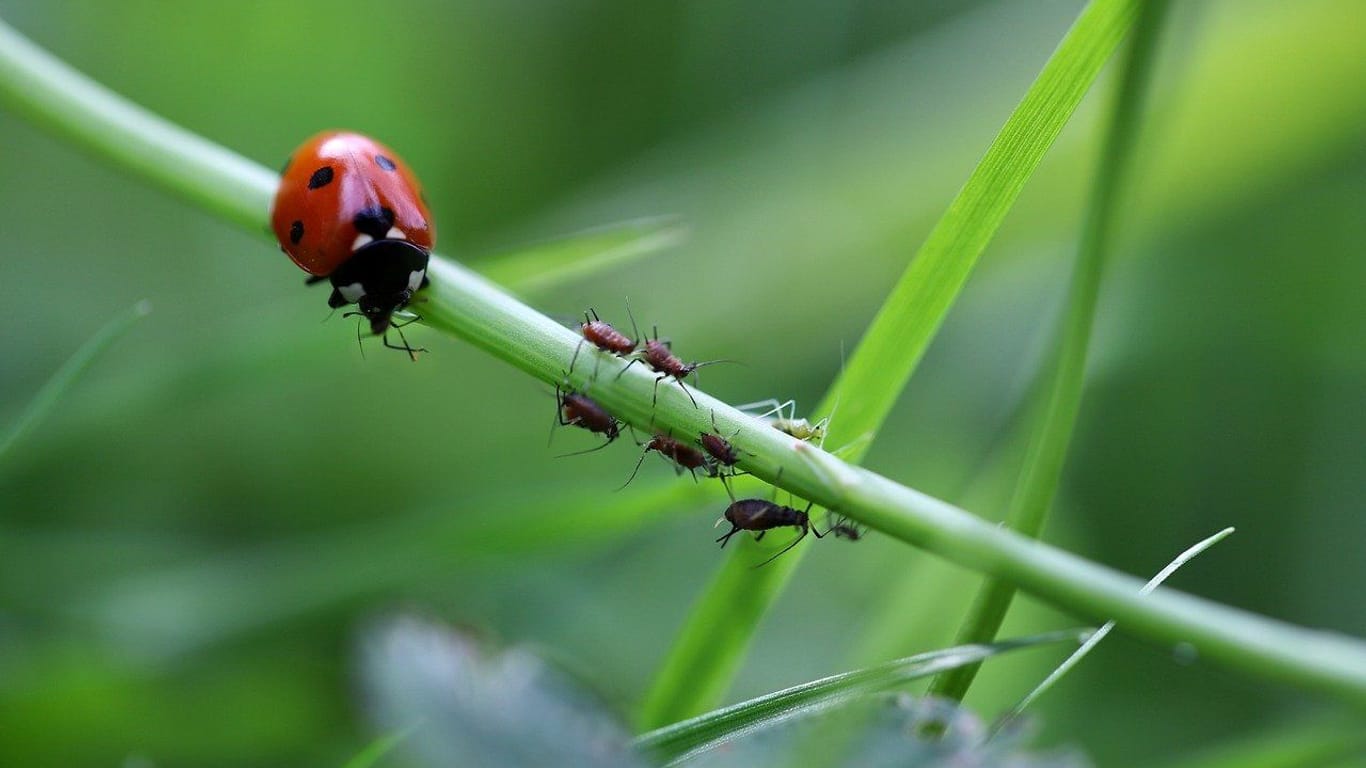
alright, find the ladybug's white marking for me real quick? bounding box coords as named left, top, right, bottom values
left=386, top=226, right=406, bottom=241
left=338, top=282, right=366, bottom=303
left=352, top=234, right=374, bottom=252
left=406, top=269, right=426, bottom=294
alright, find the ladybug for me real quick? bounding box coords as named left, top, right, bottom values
left=271, top=130, right=435, bottom=344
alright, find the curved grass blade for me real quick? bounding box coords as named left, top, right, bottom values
left=929, top=0, right=1172, bottom=703
left=477, top=216, right=687, bottom=293
left=0, top=299, right=150, bottom=462
left=635, top=630, right=1082, bottom=765
left=998, top=527, right=1235, bottom=725
left=638, top=0, right=1142, bottom=728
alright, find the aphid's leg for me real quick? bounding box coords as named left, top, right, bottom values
left=675, top=378, right=699, bottom=408
left=686, top=466, right=699, bottom=483
left=568, top=337, right=587, bottom=377
left=754, top=526, right=807, bottom=568
left=615, top=357, right=641, bottom=380
left=555, top=438, right=617, bottom=459
left=652, top=375, right=664, bottom=407
left=353, top=316, right=367, bottom=360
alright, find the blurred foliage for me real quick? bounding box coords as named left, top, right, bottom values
left=0, top=0, right=1362, bottom=766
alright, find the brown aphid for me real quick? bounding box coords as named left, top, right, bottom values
left=715, top=497, right=828, bottom=567
left=554, top=384, right=622, bottom=456
left=570, top=307, right=639, bottom=377
left=698, top=410, right=745, bottom=469
left=620, top=432, right=715, bottom=489
left=619, top=325, right=728, bottom=408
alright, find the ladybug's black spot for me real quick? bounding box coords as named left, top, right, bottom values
left=308, top=166, right=334, bottom=189
left=353, top=206, right=395, bottom=239
left=289, top=220, right=304, bottom=244
left=374, top=155, right=397, bottom=171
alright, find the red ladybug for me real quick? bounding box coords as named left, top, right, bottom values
left=271, top=131, right=435, bottom=338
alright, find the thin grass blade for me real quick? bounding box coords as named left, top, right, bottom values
left=635, top=630, right=1082, bottom=764
left=0, top=299, right=150, bottom=461
left=638, top=0, right=1142, bottom=728
left=929, top=0, right=1172, bottom=703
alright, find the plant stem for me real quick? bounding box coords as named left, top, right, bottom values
left=2, top=14, right=1364, bottom=707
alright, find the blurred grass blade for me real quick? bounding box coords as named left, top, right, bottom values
left=363, top=616, right=646, bottom=768
left=0, top=299, right=150, bottom=461
left=476, top=216, right=687, bottom=293
left=929, top=0, right=1171, bottom=703
left=634, top=630, right=1081, bottom=765
left=999, top=527, right=1236, bottom=724
left=639, top=0, right=1141, bottom=729
left=341, top=724, right=420, bottom=768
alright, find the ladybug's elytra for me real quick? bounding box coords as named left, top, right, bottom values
left=270, top=130, right=435, bottom=336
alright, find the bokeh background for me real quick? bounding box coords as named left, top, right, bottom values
left=2, top=0, right=1363, bottom=765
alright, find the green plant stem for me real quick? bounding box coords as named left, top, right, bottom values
left=929, top=0, right=1174, bottom=703
left=2, top=14, right=1365, bottom=708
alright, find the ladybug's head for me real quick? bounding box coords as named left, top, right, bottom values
left=330, top=238, right=431, bottom=336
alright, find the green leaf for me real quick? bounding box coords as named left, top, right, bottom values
left=635, top=630, right=1081, bottom=764
left=637, top=0, right=1142, bottom=728
left=0, top=299, right=150, bottom=462
left=928, top=0, right=1172, bottom=702
left=476, top=216, right=687, bottom=293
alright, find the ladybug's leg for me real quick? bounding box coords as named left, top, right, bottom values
left=327, top=289, right=348, bottom=309
left=305, top=275, right=328, bottom=286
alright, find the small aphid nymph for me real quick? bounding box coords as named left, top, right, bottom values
left=620, top=432, right=714, bottom=489
left=570, top=306, right=639, bottom=377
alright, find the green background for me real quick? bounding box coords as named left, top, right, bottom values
left=1, top=0, right=1363, bottom=765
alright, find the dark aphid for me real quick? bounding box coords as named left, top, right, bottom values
left=715, top=495, right=828, bottom=567
left=570, top=306, right=640, bottom=377
left=825, top=513, right=865, bottom=541
left=554, top=384, right=622, bottom=456
left=619, top=326, right=728, bottom=408
left=698, top=410, right=748, bottom=482
left=620, top=432, right=715, bottom=489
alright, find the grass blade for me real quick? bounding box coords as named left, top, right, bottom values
left=477, top=216, right=687, bottom=293
left=341, top=724, right=420, bottom=768
left=0, top=299, right=150, bottom=462
left=928, top=0, right=1172, bottom=703
left=638, top=0, right=1141, bottom=728
left=634, top=630, right=1081, bottom=764
left=1000, top=527, right=1236, bottom=724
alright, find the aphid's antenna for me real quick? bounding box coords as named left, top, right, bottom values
left=624, top=297, right=641, bottom=344
left=618, top=442, right=653, bottom=491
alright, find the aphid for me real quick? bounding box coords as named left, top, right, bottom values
left=825, top=513, right=865, bottom=541
left=619, top=326, right=727, bottom=408
left=570, top=307, right=640, bottom=378
left=619, top=432, right=715, bottom=489
left=271, top=131, right=435, bottom=358
left=737, top=399, right=829, bottom=445
left=715, top=496, right=829, bottom=567
left=554, top=384, right=622, bottom=456
left=698, top=410, right=749, bottom=486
